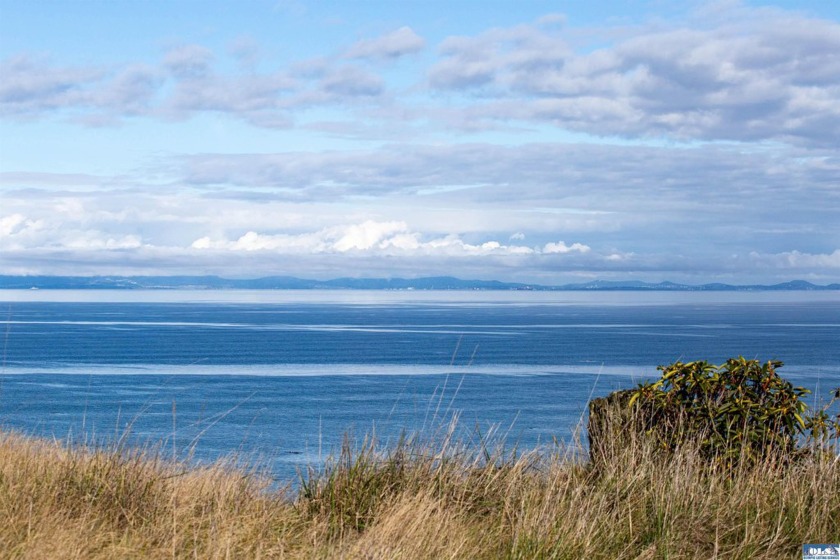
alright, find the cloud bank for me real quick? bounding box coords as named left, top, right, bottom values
left=2, top=8, right=838, bottom=145
left=1, top=2, right=838, bottom=283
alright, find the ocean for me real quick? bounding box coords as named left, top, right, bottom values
left=1, top=289, right=839, bottom=481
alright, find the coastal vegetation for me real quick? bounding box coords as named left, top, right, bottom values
left=1, top=359, right=838, bottom=559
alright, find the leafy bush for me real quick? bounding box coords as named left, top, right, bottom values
left=626, top=357, right=840, bottom=466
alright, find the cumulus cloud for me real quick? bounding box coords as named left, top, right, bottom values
left=0, top=211, right=143, bottom=252
left=62, top=233, right=144, bottom=250
left=0, top=55, right=104, bottom=117
left=165, top=71, right=297, bottom=116
left=4, top=135, right=839, bottom=281
left=344, top=27, right=425, bottom=60
left=543, top=241, right=590, bottom=254
left=333, top=220, right=407, bottom=250
left=2, top=3, right=839, bottom=283
left=2, top=198, right=836, bottom=282
left=749, top=249, right=840, bottom=269
left=0, top=213, right=41, bottom=237
left=430, top=22, right=571, bottom=89
left=1, top=44, right=384, bottom=127
left=163, top=45, right=214, bottom=79
left=427, top=10, right=840, bottom=145
left=93, top=64, right=163, bottom=116
left=319, top=65, right=384, bottom=97
left=0, top=206, right=623, bottom=278
left=3, top=5, right=839, bottom=144
left=190, top=220, right=551, bottom=257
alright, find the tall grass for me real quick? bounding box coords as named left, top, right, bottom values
left=1, top=397, right=838, bottom=559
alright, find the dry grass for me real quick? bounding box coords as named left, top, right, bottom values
left=1, top=403, right=838, bottom=559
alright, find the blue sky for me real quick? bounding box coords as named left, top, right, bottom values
left=1, top=0, right=839, bottom=284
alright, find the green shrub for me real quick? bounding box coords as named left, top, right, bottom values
left=626, top=357, right=840, bottom=466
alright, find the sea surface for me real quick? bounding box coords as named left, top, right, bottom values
left=1, top=289, right=839, bottom=481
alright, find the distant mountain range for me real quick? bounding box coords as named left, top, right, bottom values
left=1, top=275, right=838, bottom=291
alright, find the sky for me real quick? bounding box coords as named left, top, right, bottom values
left=1, top=0, right=839, bottom=284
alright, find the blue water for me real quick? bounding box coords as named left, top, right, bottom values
left=1, top=290, right=838, bottom=481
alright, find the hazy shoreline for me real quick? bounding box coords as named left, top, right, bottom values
left=2, top=274, right=839, bottom=292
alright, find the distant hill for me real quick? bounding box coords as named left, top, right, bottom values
left=1, top=275, right=838, bottom=291
left=557, top=279, right=840, bottom=291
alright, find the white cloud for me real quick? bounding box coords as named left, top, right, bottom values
left=430, top=22, right=572, bottom=90
left=319, top=65, right=384, bottom=97
left=188, top=220, right=582, bottom=258
left=96, top=64, right=162, bottom=114
left=2, top=3, right=839, bottom=283
left=3, top=5, right=839, bottom=144
left=543, top=241, right=590, bottom=254
left=345, top=27, right=425, bottom=60
left=0, top=213, right=46, bottom=248
left=163, top=45, right=214, bottom=79
left=0, top=55, right=104, bottom=117
left=63, top=233, right=143, bottom=250
left=333, top=220, right=407, bottom=251
left=0, top=211, right=144, bottom=252
left=427, top=10, right=840, bottom=145
left=750, top=249, right=840, bottom=268
left=1, top=213, right=31, bottom=236
left=4, top=136, right=838, bottom=282
left=192, top=230, right=326, bottom=252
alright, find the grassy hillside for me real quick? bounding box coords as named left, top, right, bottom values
left=1, top=405, right=838, bottom=559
